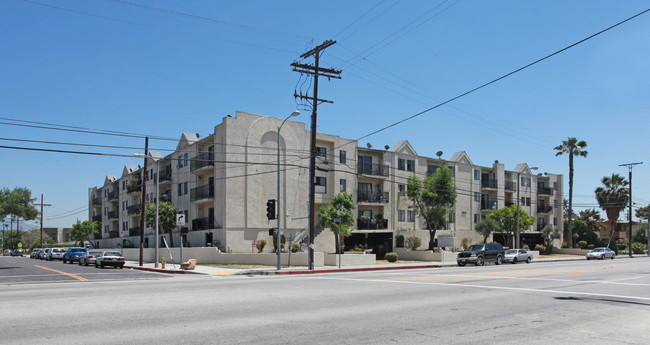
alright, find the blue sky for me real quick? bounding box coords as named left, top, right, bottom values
left=1, top=0, right=649, bottom=230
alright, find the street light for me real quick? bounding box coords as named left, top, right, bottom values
left=277, top=110, right=300, bottom=270
left=517, top=166, right=538, bottom=249
left=135, top=151, right=163, bottom=267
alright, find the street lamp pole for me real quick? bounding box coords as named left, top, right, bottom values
left=277, top=111, right=300, bottom=270
left=517, top=166, right=537, bottom=249
left=150, top=152, right=163, bottom=268
left=619, top=162, right=642, bottom=258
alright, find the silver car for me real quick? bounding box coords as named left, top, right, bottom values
left=504, top=249, right=533, bottom=264
left=586, top=247, right=615, bottom=260
left=47, top=247, right=66, bottom=261
left=78, top=250, right=102, bottom=266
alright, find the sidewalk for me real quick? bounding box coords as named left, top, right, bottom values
left=123, top=254, right=613, bottom=276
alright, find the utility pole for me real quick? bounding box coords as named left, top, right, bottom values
left=139, top=137, right=149, bottom=266
left=34, top=194, right=52, bottom=249
left=619, top=162, right=642, bottom=258
left=292, top=40, right=341, bottom=270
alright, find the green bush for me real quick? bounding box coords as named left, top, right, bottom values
left=561, top=241, right=568, bottom=248
left=291, top=243, right=300, bottom=253
left=384, top=252, right=398, bottom=262
left=587, top=244, right=595, bottom=249
left=396, top=234, right=405, bottom=248
left=258, top=239, right=267, bottom=253
left=405, top=236, right=422, bottom=250
left=535, top=244, right=546, bottom=253
left=523, top=244, right=530, bottom=250
left=632, top=242, right=646, bottom=254
left=577, top=241, right=587, bottom=249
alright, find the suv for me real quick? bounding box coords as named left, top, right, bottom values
left=62, top=247, right=87, bottom=264
left=41, top=248, right=51, bottom=260
left=47, top=247, right=66, bottom=261
left=457, top=243, right=505, bottom=266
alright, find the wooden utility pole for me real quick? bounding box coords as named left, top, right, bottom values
left=139, top=137, right=149, bottom=266
left=34, top=194, right=51, bottom=248
left=291, top=40, right=341, bottom=270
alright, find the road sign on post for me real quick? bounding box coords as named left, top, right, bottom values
left=176, top=214, right=186, bottom=226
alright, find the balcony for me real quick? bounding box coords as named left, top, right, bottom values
left=92, top=215, right=102, bottom=222
left=91, top=197, right=102, bottom=206
left=481, top=199, right=497, bottom=211
left=107, top=210, right=119, bottom=220
left=127, top=180, right=142, bottom=194
left=537, top=223, right=547, bottom=231
left=357, top=218, right=388, bottom=230
left=192, top=217, right=212, bottom=231
left=127, top=204, right=141, bottom=216
left=159, top=169, right=172, bottom=184
left=505, top=200, right=515, bottom=208
left=128, top=227, right=141, bottom=237
left=538, top=186, right=553, bottom=196
left=481, top=179, right=498, bottom=189
left=357, top=191, right=389, bottom=204
left=106, top=191, right=119, bottom=202
left=504, top=181, right=516, bottom=192
left=357, top=162, right=389, bottom=177
left=191, top=152, right=214, bottom=172
left=191, top=184, right=214, bottom=202
left=108, top=231, right=119, bottom=239
left=537, top=205, right=553, bottom=214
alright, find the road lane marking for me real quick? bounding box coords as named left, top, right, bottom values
left=212, top=271, right=235, bottom=275
left=34, top=265, right=87, bottom=281
left=379, top=270, right=593, bottom=281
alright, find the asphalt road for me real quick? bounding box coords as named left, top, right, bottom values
left=2, top=256, right=649, bottom=344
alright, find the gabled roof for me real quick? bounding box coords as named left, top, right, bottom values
left=514, top=163, right=535, bottom=175
left=177, top=133, right=198, bottom=151
left=104, top=175, right=117, bottom=185
left=122, top=165, right=137, bottom=178
left=449, top=151, right=472, bottom=165
left=389, top=140, right=417, bottom=156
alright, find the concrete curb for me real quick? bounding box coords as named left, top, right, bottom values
left=126, top=265, right=186, bottom=274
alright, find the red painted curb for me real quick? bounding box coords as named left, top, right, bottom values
left=272, top=264, right=441, bottom=275
left=127, top=266, right=186, bottom=274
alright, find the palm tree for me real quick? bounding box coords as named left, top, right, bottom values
left=594, top=174, right=629, bottom=247
left=554, top=137, right=588, bottom=248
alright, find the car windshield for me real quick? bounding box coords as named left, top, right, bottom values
left=72, top=248, right=86, bottom=253
left=593, top=248, right=604, bottom=252
left=103, top=252, right=122, bottom=256
left=506, top=250, right=518, bottom=254
left=88, top=251, right=101, bottom=256
left=467, top=245, right=485, bottom=251
left=53, top=248, right=65, bottom=253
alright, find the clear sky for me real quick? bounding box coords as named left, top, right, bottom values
left=1, top=0, right=649, bottom=230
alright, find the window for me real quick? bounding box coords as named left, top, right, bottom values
left=406, top=159, right=415, bottom=172
left=553, top=217, right=558, bottom=226
left=521, top=197, right=531, bottom=206
left=474, top=214, right=480, bottom=223
left=340, top=179, right=346, bottom=192
left=474, top=170, right=481, bottom=180
left=104, top=189, right=108, bottom=197
left=178, top=182, right=188, bottom=196
left=104, top=207, right=108, bottom=216
left=122, top=180, right=127, bottom=189
left=340, top=150, right=346, bottom=164
left=554, top=199, right=558, bottom=208
left=449, top=166, right=455, bottom=177
left=315, top=177, right=327, bottom=194
left=316, top=147, right=326, bottom=157
left=427, top=165, right=438, bottom=176
left=448, top=212, right=455, bottom=223
left=122, top=222, right=127, bottom=231
left=398, top=210, right=405, bottom=222
left=178, top=155, right=184, bottom=167
left=122, top=201, right=127, bottom=211
left=474, top=192, right=480, bottom=202
left=407, top=210, right=415, bottom=222
left=398, top=158, right=405, bottom=171
left=398, top=184, right=406, bottom=196
left=521, top=176, right=531, bottom=187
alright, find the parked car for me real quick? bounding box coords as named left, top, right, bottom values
left=10, top=249, right=24, bottom=256
left=47, top=248, right=66, bottom=261
left=586, top=247, right=615, bottom=260
left=3, top=249, right=11, bottom=256
left=504, top=249, right=533, bottom=264
left=457, top=243, right=505, bottom=266
left=95, top=251, right=125, bottom=269
left=40, top=248, right=51, bottom=260
left=62, top=247, right=87, bottom=263
left=30, top=248, right=42, bottom=259
left=78, top=250, right=101, bottom=266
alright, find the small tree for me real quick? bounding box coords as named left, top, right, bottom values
left=406, top=165, right=457, bottom=250
left=540, top=224, right=561, bottom=254
left=487, top=204, right=535, bottom=247
left=474, top=218, right=499, bottom=243
left=145, top=202, right=178, bottom=247
left=317, top=192, right=356, bottom=254
left=70, top=220, right=100, bottom=247
left=405, top=236, right=422, bottom=250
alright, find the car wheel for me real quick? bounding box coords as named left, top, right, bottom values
left=526, top=257, right=531, bottom=263
left=601, top=255, right=605, bottom=260
left=100, top=263, right=104, bottom=268
left=78, top=260, right=82, bottom=266
left=512, top=258, right=517, bottom=264
left=457, top=262, right=466, bottom=267
left=496, top=255, right=503, bottom=265
left=611, top=255, right=615, bottom=260
left=587, top=257, right=591, bottom=260
left=119, top=265, right=124, bottom=269
left=95, top=262, right=99, bottom=268
left=475, top=256, right=484, bottom=266
left=63, top=258, right=67, bottom=263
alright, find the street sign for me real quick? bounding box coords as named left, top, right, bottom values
left=437, top=235, right=454, bottom=248
left=18, top=242, right=23, bottom=248
left=176, top=214, right=186, bottom=226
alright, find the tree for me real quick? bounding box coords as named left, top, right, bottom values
left=474, top=218, right=499, bottom=243
left=540, top=224, right=561, bottom=254
left=594, top=173, right=629, bottom=247
left=145, top=202, right=178, bottom=247
left=487, top=204, right=535, bottom=247
left=570, top=218, right=604, bottom=247
left=406, top=165, right=457, bottom=250
left=635, top=204, right=650, bottom=222
left=70, top=220, right=99, bottom=247
left=554, top=137, right=588, bottom=248
left=317, top=192, right=356, bottom=254
left=1, top=187, right=39, bottom=250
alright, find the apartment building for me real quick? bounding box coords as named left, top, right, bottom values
left=89, top=111, right=563, bottom=254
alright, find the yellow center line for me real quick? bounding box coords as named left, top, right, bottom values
left=212, top=271, right=235, bottom=275
left=34, top=265, right=88, bottom=281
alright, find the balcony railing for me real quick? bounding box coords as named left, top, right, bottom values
left=127, top=180, right=142, bottom=194
left=91, top=198, right=102, bottom=206
left=537, top=205, right=553, bottom=214
left=538, top=186, right=553, bottom=195
left=192, top=217, right=212, bottom=231
left=159, top=169, right=172, bottom=183
left=128, top=227, right=141, bottom=237
left=481, top=200, right=497, bottom=210
left=357, top=218, right=388, bottom=230
left=505, top=181, right=516, bottom=191
left=92, top=215, right=102, bottom=222
left=357, top=163, right=389, bottom=177
left=505, top=200, right=515, bottom=208
left=481, top=179, right=498, bottom=189
left=108, top=231, right=119, bottom=238
left=107, top=210, right=119, bottom=220
left=357, top=191, right=389, bottom=203
left=191, top=152, right=214, bottom=172
left=191, top=183, right=214, bottom=202
left=127, top=204, right=141, bottom=216
left=106, top=191, right=118, bottom=201
left=537, top=223, right=547, bottom=231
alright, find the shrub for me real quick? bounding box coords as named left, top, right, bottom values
left=577, top=241, right=587, bottom=249
left=632, top=242, right=646, bottom=254
left=291, top=243, right=300, bottom=253
left=587, top=244, right=595, bottom=249
left=384, top=252, right=398, bottom=262
left=616, top=239, right=627, bottom=251
left=405, top=236, right=422, bottom=250
left=561, top=241, right=568, bottom=248
left=535, top=244, right=546, bottom=253
left=258, top=239, right=267, bottom=253
left=523, top=244, right=530, bottom=250
left=396, top=234, right=405, bottom=248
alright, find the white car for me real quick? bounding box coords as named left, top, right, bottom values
left=504, top=249, right=532, bottom=264
left=47, top=247, right=66, bottom=261
left=586, top=247, right=615, bottom=260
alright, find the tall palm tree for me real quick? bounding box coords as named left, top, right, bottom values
left=554, top=137, right=588, bottom=248
left=594, top=174, right=629, bottom=247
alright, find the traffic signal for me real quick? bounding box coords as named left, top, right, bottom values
left=266, top=199, right=276, bottom=220
left=269, top=228, right=276, bottom=236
